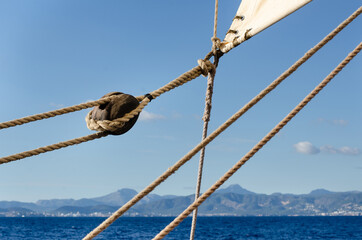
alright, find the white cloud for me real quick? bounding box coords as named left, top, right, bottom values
left=294, top=142, right=361, bottom=156
left=321, top=145, right=361, bottom=156
left=293, top=141, right=320, bottom=155
left=339, top=147, right=361, bottom=155
left=320, top=145, right=338, bottom=154
left=139, top=110, right=165, bottom=121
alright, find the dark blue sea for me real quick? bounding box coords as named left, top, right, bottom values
left=0, top=216, right=361, bottom=239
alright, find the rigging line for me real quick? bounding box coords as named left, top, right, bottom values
left=190, top=1, right=219, bottom=239
left=153, top=41, right=362, bottom=240
left=0, top=58, right=214, bottom=131
left=0, top=96, right=117, bottom=130
left=189, top=68, right=216, bottom=240
left=81, top=10, right=356, bottom=239
left=189, top=69, right=216, bottom=240
left=0, top=131, right=109, bottom=165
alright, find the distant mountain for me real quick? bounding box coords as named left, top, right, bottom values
left=35, top=188, right=178, bottom=210
left=1, top=185, right=361, bottom=217
left=216, top=184, right=255, bottom=195
left=0, top=201, right=43, bottom=212
left=309, top=189, right=334, bottom=196
left=91, top=188, right=137, bottom=206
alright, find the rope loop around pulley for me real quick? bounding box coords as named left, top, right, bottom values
left=86, top=92, right=141, bottom=135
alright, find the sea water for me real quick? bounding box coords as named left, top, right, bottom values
left=0, top=216, right=361, bottom=239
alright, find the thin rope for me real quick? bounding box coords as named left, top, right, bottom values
left=190, top=61, right=217, bottom=240
left=190, top=1, right=219, bottom=239
left=0, top=59, right=214, bottom=165
left=80, top=11, right=356, bottom=238
left=153, top=41, right=362, bottom=240
left=213, top=0, right=218, bottom=39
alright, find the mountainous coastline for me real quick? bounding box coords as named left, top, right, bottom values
left=1, top=185, right=361, bottom=217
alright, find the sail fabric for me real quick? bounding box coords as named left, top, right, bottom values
left=220, top=0, right=312, bottom=52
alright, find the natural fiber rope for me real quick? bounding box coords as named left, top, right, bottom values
left=0, top=131, right=109, bottom=164
left=0, top=97, right=117, bottom=130
left=189, top=69, right=216, bottom=240
left=190, top=1, right=219, bottom=239
left=81, top=10, right=357, bottom=238
left=0, top=59, right=214, bottom=165
left=221, top=6, right=362, bottom=53
left=153, top=41, right=362, bottom=240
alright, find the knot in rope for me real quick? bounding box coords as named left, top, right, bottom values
left=197, top=59, right=215, bottom=77
left=86, top=92, right=141, bottom=135
left=211, top=36, right=221, bottom=53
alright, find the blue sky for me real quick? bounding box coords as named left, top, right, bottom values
left=0, top=0, right=361, bottom=202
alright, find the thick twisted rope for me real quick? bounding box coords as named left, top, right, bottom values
left=190, top=1, right=219, bottom=239
left=0, top=132, right=109, bottom=164
left=153, top=41, right=362, bottom=240
left=0, top=97, right=117, bottom=130
left=81, top=11, right=358, bottom=238
left=0, top=59, right=214, bottom=165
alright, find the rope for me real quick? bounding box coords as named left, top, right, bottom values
left=0, top=97, right=118, bottom=130
left=189, top=69, right=216, bottom=240
left=190, top=1, right=219, bottom=239
left=0, top=59, right=214, bottom=165
left=81, top=10, right=356, bottom=237
left=0, top=132, right=109, bottom=164
left=221, top=6, right=362, bottom=53
left=153, top=41, right=362, bottom=240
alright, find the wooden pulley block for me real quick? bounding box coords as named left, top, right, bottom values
left=91, top=92, right=139, bottom=135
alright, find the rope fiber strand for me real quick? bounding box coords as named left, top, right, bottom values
left=81, top=8, right=361, bottom=238
left=153, top=41, right=362, bottom=240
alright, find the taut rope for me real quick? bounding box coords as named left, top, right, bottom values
left=190, top=0, right=219, bottom=239
left=153, top=41, right=362, bottom=240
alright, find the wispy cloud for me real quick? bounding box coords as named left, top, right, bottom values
left=139, top=110, right=165, bottom=121
left=317, top=118, right=348, bottom=126
left=294, top=141, right=361, bottom=156
left=321, top=145, right=361, bottom=156
left=293, top=141, right=320, bottom=155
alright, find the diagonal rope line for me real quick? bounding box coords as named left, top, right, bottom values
left=0, top=132, right=109, bottom=165
left=0, top=97, right=116, bottom=130
left=153, top=41, right=362, bottom=240
left=80, top=9, right=360, bottom=238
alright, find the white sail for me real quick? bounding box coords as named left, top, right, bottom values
left=220, top=0, right=312, bottom=52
